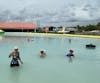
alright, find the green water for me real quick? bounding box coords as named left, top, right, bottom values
left=0, top=32, right=100, bottom=83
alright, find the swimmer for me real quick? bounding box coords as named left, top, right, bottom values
left=39, top=50, right=46, bottom=57
left=66, top=49, right=75, bottom=62
left=9, top=46, right=23, bottom=67
left=27, top=37, right=34, bottom=42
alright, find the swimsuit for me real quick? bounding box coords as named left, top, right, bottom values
left=10, top=53, right=20, bottom=67
left=10, top=57, right=19, bottom=67
left=66, top=53, right=74, bottom=57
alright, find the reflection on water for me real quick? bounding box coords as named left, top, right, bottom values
left=0, top=33, right=100, bottom=83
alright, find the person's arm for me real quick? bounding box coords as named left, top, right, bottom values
left=19, top=59, right=23, bottom=64
left=9, top=52, right=13, bottom=58
left=17, top=52, right=23, bottom=64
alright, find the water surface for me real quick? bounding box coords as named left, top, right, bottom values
left=0, top=33, right=100, bottom=83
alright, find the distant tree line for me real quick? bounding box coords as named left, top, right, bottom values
left=74, top=22, right=100, bottom=32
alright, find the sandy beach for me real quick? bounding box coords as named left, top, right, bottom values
left=26, top=32, right=100, bottom=39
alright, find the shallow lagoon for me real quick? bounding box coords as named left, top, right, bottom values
left=0, top=32, right=100, bottom=83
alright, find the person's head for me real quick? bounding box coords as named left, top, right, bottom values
left=14, top=46, right=18, bottom=51
left=40, top=50, right=44, bottom=54
left=69, top=49, right=74, bottom=53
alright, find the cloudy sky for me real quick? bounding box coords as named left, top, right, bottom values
left=0, top=0, right=100, bottom=26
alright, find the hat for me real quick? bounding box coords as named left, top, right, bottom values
left=14, top=46, right=18, bottom=50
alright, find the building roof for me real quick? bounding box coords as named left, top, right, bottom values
left=0, top=22, right=36, bottom=29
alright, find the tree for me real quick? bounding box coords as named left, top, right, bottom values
left=97, top=22, right=100, bottom=26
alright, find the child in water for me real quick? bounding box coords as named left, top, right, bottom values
left=66, top=49, right=75, bottom=62
left=39, top=50, right=46, bottom=57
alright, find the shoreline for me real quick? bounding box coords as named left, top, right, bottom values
left=26, top=32, right=100, bottom=39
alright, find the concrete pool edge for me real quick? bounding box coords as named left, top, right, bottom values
left=25, top=32, right=100, bottom=39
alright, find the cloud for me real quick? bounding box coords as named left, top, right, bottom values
left=0, top=0, right=100, bottom=26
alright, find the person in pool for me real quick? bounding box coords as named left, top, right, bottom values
left=66, top=49, right=75, bottom=62
left=39, top=50, right=46, bottom=57
left=9, top=47, right=23, bottom=67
